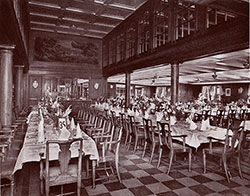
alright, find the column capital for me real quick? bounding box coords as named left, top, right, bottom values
left=0, top=44, right=15, bottom=51
left=14, top=65, right=25, bottom=69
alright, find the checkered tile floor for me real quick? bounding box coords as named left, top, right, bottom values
left=12, top=143, right=250, bottom=196
left=80, top=145, right=250, bottom=196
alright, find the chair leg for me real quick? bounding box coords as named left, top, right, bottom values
left=237, top=154, right=243, bottom=179
left=124, top=130, right=129, bottom=147
left=203, top=150, right=206, bottom=174
left=142, top=141, right=147, bottom=158
left=188, top=150, right=192, bottom=172
left=222, top=155, right=230, bottom=183
left=92, top=161, right=96, bottom=188
left=115, top=155, right=121, bottom=183
left=77, top=177, right=81, bottom=196
left=157, top=146, right=162, bottom=168
left=10, top=178, right=14, bottom=196
left=133, top=135, right=138, bottom=153
left=127, top=135, right=132, bottom=150
left=167, top=150, right=174, bottom=175
left=45, top=181, right=49, bottom=196
left=149, top=142, right=156, bottom=163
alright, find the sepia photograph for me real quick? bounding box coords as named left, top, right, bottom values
left=0, top=0, right=249, bottom=195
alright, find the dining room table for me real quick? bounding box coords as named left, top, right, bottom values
left=13, top=107, right=100, bottom=188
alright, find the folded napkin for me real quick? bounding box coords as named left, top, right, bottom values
left=75, top=123, right=82, bottom=138
left=170, top=115, right=176, bottom=126
left=37, top=119, right=45, bottom=143
left=190, top=120, right=197, bottom=130
left=58, top=127, right=71, bottom=140
left=63, top=105, right=72, bottom=117
left=156, top=112, right=163, bottom=122
left=128, top=109, right=134, bottom=116
left=135, top=110, right=140, bottom=116
left=26, top=110, right=39, bottom=124
left=186, top=117, right=197, bottom=130
left=70, top=117, right=76, bottom=131
left=200, top=118, right=210, bottom=131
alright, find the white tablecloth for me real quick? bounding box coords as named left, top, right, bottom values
left=13, top=112, right=99, bottom=174
left=171, top=122, right=232, bottom=149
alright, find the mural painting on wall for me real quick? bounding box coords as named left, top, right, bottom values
left=34, top=37, right=99, bottom=65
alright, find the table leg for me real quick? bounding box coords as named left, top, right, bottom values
left=92, top=160, right=96, bottom=188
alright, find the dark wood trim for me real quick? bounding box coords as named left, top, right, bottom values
left=103, top=18, right=249, bottom=77
left=2, top=0, right=29, bottom=72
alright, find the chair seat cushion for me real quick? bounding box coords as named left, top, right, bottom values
left=98, top=149, right=116, bottom=162
left=203, top=147, right=237, bottom=155
left=43, top=164, right=79, bottom=186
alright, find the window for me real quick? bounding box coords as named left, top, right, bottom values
left=207, top=8, right=236, bottom=28
left=154, top=0, right=169, bottom=47
left=109, top=38, right=116, bottom=64
left=138, top=10, right=150, bottom=54
left=175, top=1, right=196, bottom=40
left=117, top=33, right=125, bottom=62
left=126, top=24, right=136, bottom=58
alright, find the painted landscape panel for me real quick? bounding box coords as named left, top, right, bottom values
left=34, top=37, right=99, bottom=65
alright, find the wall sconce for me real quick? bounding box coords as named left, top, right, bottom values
left=94, top=83, right=99, bottom=90
left=32, top=80, right=38, bottom=89
left=212, top=71, right=217, bottom=80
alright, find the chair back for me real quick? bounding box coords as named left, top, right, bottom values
left=110, top=126, right=123, bottom=154
left=143, top=118, right=154, bottom=143
left=228, top=109, right=236, bottom=119
left=45, top=138, right=83, bottom=181
left=224, top=119, right=245, bottom=153
left=239, top=109, right=246, bottom=120
left=157, top=121, right=171, bottom=149
left=128, top=115, right=135, bottom=131
left=119, top=113, right=126, bottom=129
left=202, top=110, right=211, bottom=120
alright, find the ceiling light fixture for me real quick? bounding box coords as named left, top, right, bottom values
left=243, top=58, right=250, bottom=69
left=212, top=71, right=217, bottom=80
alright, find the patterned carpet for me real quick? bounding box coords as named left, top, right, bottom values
left=10, top=143, right=250, bottom=196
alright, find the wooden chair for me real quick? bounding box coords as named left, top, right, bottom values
left=157, top=121, right=192, bottom=174
left=93, top=118, right=114, bottom=144
left=119, top=113, right=128, bottom=146
left=95, top=126, right=123, bottom=184
left=0, top=152, right=15, bottom=196
left=40, top=138, right=83, bottom=196
left=87, top=115, right=107, bottom=137
left=142, top=118, right=159, bottom=163
left=128, top=115, right=144, bottom=153
left=202, top=119, right=245, bottom=182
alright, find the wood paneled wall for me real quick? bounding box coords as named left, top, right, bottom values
left=25, top=31, right=106, bottom=106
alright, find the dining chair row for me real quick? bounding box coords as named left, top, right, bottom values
left=40, top=109, right=123, bottom=196
left=105, top=108, right=248, bottom=183
left=76, top=109, right=123, bottom=186
left=0, top=106, right=29, bottom=196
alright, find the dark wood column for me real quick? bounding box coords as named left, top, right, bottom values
left=125, top=72, right=131, bottom=108
left=171, top=63, right=179, bottom=104
left=168, top=0, right=176, bottom=42
left=15, top=65, right=24, bottom=113
left=0, top=45, right=15, bottom=130
left=196, top=5, right=207, bottom=34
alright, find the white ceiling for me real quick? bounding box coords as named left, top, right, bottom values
left=108, top=48, right=250, bottom=86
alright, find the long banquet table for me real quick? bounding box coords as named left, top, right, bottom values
left=95, top=106, right=235, bottom=149
left=13, top=109, right=99, bottom=187
left=170, top=121, right=233, bottom=149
